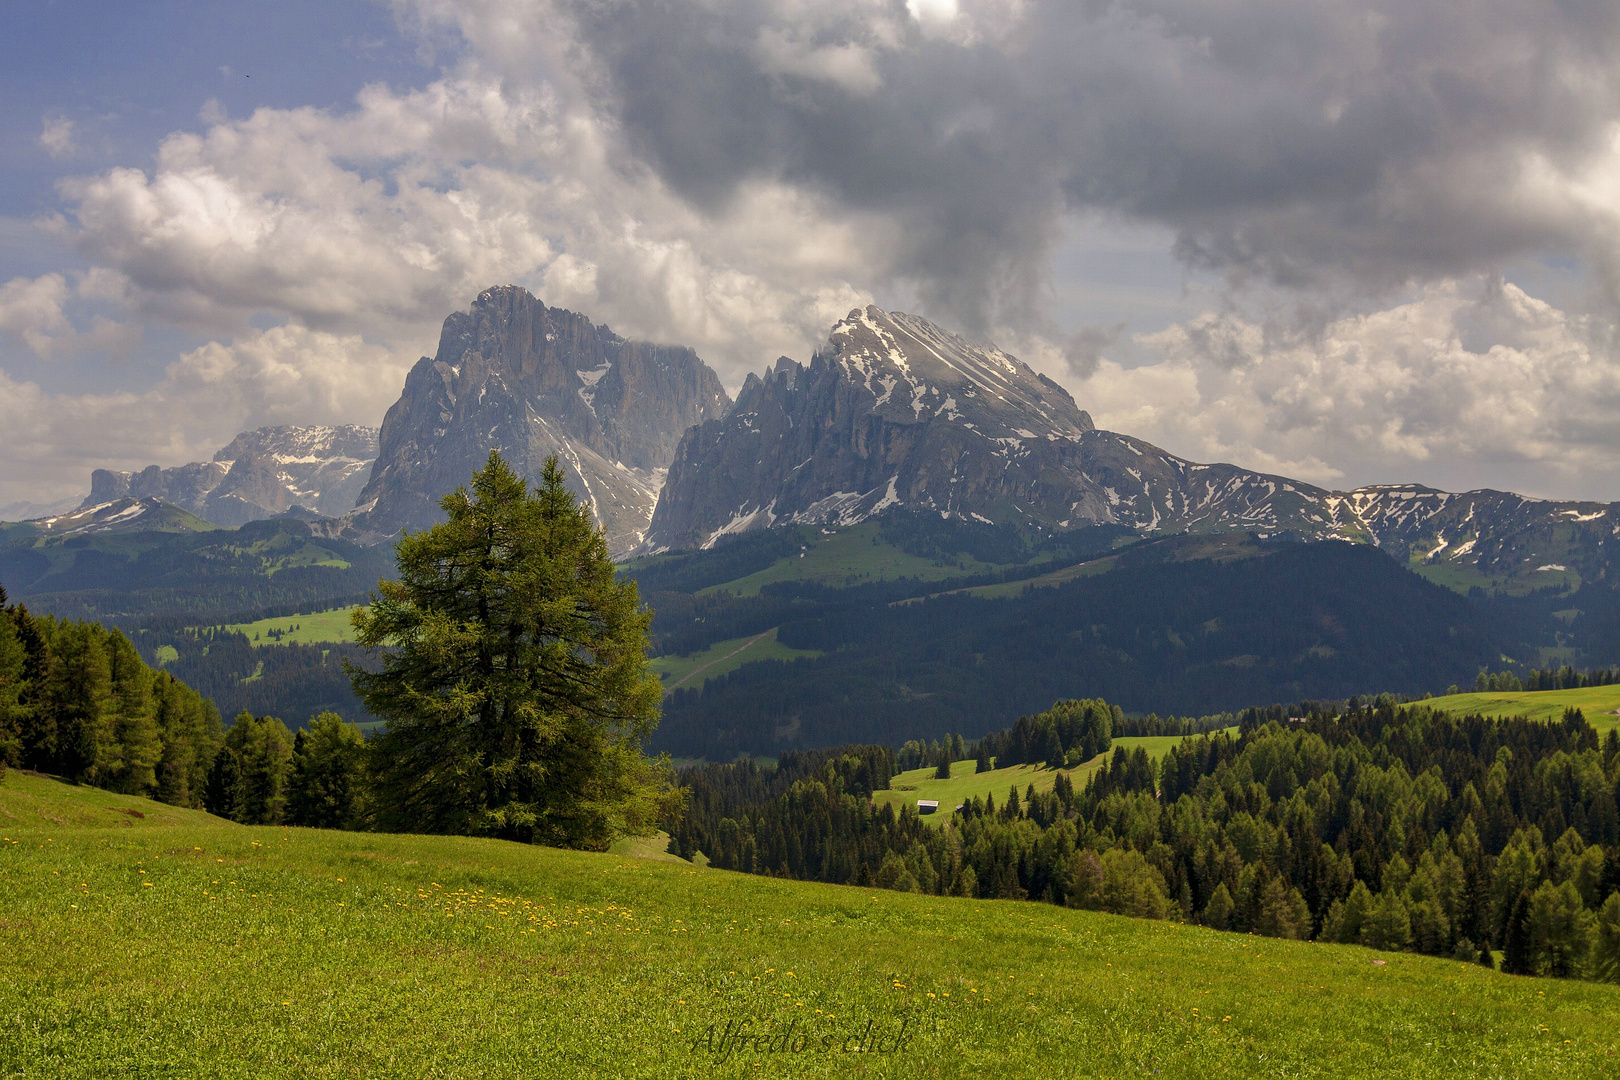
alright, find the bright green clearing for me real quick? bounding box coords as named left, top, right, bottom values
left=696, top=523, right=1003, bottom=597
left=1414, top=685, right=1620, bottom=735
left=1409, top=556, right=1581, bottom=598
left=2, top=772, right=1617, bottom=1079
left=650, top=628, right=821, bottom=693
left=873, top=736, right=1214, bottom=822
left=216, top=606, right=362, bottom=647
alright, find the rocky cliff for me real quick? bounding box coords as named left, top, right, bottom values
left=84, top=425, right=378, bottom=527
left=647, top=305, right=1620, bottom=587
left=355, top=286, right=730, bottom=554
left=648, top=306, right=1334, bottom=550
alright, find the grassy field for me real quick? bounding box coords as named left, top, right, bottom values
left=1415, top=685, right=1620, bottom=734
left=216, top=606, right=362, bottom=647
left=1409, top=557, right=1581, bottom=597
left=650, top=628, right=822, bottom=692
left=873, top=736, right=1224, bottom=822
left=696, top=523, right=1004, bottom=597
left=2, top=771, right=1618, bottom=1079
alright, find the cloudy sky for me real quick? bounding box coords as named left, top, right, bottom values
left=6, top=0, right=1620, bottom=513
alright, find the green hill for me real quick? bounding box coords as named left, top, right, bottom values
left=873, top=735, right=1205, bottom=823
left=1417, top=685, right=1620, bottom=734
left=217, top=605, right=363, bottom=647
left=2, top=770, right=1615, bottom=1078
left=650, top=627, right=822, bottom=693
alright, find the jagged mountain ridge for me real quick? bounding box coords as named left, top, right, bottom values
left=647, top=305, right=1620, bottom=586
left=30, top=496, right=217, bottom=537
left=648, top=305, right=1353, bottom=550
left=355, top=286, right=730, bottom=555
left=83, top=425, right=378, bottom=527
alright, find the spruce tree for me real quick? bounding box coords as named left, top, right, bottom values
left=1502, top=890, right=1534, bottom=975
left=285, top=712, right=369, bottom=829
left=354, top=451, right=675, bottom=849
left=204, top=747, right=243, bottom=819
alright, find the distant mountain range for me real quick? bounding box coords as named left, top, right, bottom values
left=9, top=287, right=1620, bottom=741
left=82, top=425, right=379, bottom=527
left=648, top=304, right=1620, bottom=592
left=9, top=290, right=1618, bottom=594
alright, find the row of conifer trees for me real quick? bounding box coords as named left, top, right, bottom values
left=0, top=587, right=369, bottom=830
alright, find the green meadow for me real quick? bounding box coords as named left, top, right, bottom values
left=874, top=736, right=1214, bottom=823
left=3, top=770, right=1616, bottom=1079
left=695, top=523, right=1002, bottom=597
left=650, top=628, right=822, bottom=692
left=216, top=606, right=363, bottom=647
left=1416, top=685, right=1620, bottom=734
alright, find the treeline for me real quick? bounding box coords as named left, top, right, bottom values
left=2, top=518, right=393, bottom=622
left=202, top=711, right=369, bottom=829
left=668, top=702, right=1620, bottom=985
left=0, top=585, right=371, bottom=830
left=897, top=702, right=1239, bottom=776
left=1468, top=666, right=1620, bottom=693
left=0, top=586, right=221, bottom=805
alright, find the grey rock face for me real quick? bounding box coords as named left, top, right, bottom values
left=83, top=425, right=379, bottom=527
left=646, top=306, right=1620, bottom=585
left=355, top=285, right=730, bottom=555
left=648, top=305, right=1307, bottom=550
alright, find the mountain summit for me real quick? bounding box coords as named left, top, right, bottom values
left=82, top=424, right=378, bottom=527
left=646, top=305, right=1324, bottom=551
left=645, top=306, right=1620, bottom=588
left=356, top=286, right=729, bottom=554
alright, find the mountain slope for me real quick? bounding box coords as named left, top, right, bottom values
left=84, top=425, right=379, bottom=527
left=648, top=305, right=1620, bottom=590
left=8, top=773, right=1612, bottom=1079
left=647, top=306, right=1355, bottom=552
left=356, top=285, right=729, bottom=555
left=650, top=538, right=1516, bottom=757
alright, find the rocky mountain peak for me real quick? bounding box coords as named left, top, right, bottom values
left=356, top=286, right=730, bottom=555
left=818, top=306, right=1094, bottom=437
left=646, top=305, right=1114, bottom=552
left=81, top=425, right=379, bottom=527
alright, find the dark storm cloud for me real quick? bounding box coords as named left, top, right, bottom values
left=554, top=0, right=1620, bottom=326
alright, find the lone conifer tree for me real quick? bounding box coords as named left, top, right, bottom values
left=353, top=451, right=675, bottom=849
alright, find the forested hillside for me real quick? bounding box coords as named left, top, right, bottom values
left=0, top=586, right=221, bottom=805
left=0, top=516, right=393, bottom=623
left=649, top=538, right=1534, bottom=758
left=668, top=700, right=1620, bottom=985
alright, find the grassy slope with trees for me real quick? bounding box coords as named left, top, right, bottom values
left=3, top=770, right=1617, bottom=1079
left=625, top=512, right=1620, bottom=761
left=667, top=700, right=1620, bottom=989
left=1420, top=686, right=1620, bottom=730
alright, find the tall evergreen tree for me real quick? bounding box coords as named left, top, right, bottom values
left=204, top=747, right=243, bottom=819
left=354, top=451, right=675, bottom=849
left=1502, top=891, right=1535, bottom=975
left=225, top=712, right=294, bottom=825
left=286, top=712, right=369, bottom=829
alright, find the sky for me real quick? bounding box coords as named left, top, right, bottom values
left=6, top=0, right=1620, bottom=513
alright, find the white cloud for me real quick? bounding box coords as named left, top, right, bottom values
left=1072, top=278, right=1620, bottom=498
left=754, top=29, right=883, bottom=94
left=38, top=116, right=76, bottom=159
left=14, top=0, right=1620, bottom=510
left=0, top=325, right=413, bottom=506
left=51, top=72, right=879, bottom=384
left=0, top=272, right=138, bottom=359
